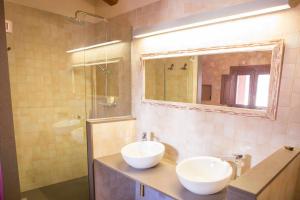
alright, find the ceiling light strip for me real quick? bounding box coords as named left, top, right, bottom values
left=133, top=0, right=292, bottom=39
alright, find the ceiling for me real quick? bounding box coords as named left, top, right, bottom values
left=5, top=0, right=160, bottom=18
left=96, top=0, right=160, bottom=18
left=5, top=0, right=96, bottom=17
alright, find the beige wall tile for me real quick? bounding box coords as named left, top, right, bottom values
left=293, top=77, right=300, bottom=93
left=92, top=120, right=136, bottom=159
left=284, top=48, right=299, bottom=64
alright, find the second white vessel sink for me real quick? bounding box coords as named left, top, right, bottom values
left=121, top=141, right=165, bottom=169
left=176, top=156, right=232, bottom=195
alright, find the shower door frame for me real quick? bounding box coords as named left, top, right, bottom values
left=0, top=0, right=21, bottom=198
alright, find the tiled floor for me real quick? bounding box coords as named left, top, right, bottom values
left=21, top=177, right=89, bottom=200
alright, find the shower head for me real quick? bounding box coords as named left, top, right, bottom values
left=168, top=64, right=174, bottom=70
left=181, top=63, right=188, bottom=70
left=67, top=10, right=108, bottom=25
left=75, top=10, right=108, bottom=23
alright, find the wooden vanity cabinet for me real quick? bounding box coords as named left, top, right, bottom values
left=135, top=183, right=174, bottom=200
left=93, top=154, right=226, bottom=200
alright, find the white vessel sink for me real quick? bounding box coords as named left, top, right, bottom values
left=121, top=141, right=165, bottom=169
left=176, top=156, right=232, bottom=195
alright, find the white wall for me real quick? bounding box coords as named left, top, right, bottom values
left=131, top=6, right=300, bottom=166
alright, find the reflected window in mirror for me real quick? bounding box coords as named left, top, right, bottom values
left=256, top=74, right=270, bottom=107
left=221, top=64, right=271, bottom=109
left=199, top=51, right=272, bottom=108
left=235, top=74, right=250, bottom=106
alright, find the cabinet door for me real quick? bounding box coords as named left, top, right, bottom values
left=135, top=183, right=174, bottom=200
left=94, top=162, right=136, bottom=200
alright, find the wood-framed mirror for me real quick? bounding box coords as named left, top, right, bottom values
left=141, top=40, right=284, bottom=120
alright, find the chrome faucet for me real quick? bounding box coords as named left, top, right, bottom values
left=220, top=154, right=248, bottom=179
left=142, top=132, right=148, bottom=141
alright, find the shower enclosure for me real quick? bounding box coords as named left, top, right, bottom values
left=4, top=1, right=131, bottom=199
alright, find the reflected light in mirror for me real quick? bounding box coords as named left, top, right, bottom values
left=66, top=40, right=121, bottom=53
left=255, top=74, right=270, bottom=107
left=72, top=59, right=120, bottom=68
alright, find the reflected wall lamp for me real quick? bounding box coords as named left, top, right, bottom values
left=66, top=40, right=121, bottom=53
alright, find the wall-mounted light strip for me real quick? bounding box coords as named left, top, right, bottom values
left=66, top=40, right=122, bottom=53
left=133, top=0, right=295, bottom=39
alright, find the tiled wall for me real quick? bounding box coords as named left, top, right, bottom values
left=200, top=51, right=272, bottom=105
left=111, top=1, right=300, bottom=166
left=110, top=0, right=255, bottom=29
left=91, top=118, right=136, bottom=159
left=145, top=59, right=165, bottom=100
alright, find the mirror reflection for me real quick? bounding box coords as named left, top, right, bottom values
left=144, top=50, right=272, bottom=110
left=94, top=61, right=120, bottom=106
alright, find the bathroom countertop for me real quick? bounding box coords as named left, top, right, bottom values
left=228, top=147, right=300, bottom=198
left=94, top=154, right=226, bottom=200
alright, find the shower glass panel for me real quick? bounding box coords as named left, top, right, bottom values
left=4, top=1, right=132, bottom=199
left=82, top=21, right=132, bottom=119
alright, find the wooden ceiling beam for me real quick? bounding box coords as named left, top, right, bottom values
left=289, top=0, right=300, bottom=7
left=102, top=0, right=119, bottom=6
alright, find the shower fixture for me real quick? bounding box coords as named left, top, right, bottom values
left=67, top=10, right=108, bottom=25
left=181, top=63, right=188, bottom=70
left=168, top=64, right=174, bottom=70
left=5, top=20, right=13, bottom=33
left=97, top=65, right=111, bottom=101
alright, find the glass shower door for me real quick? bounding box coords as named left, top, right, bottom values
left=4, top=2, right=92, bottom=199
left=5, top=1, right=132, bottom=199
